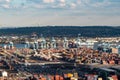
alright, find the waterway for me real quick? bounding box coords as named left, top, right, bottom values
left=0, top=44, right=25, bottom=49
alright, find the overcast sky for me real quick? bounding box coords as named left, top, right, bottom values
left=0, top=0, right=120, bottom=27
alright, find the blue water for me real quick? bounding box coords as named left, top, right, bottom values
left=0, top=44, right=25, bottom=49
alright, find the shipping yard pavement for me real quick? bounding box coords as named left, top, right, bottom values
left=21, top=61, right=120, bottom=74
left=18, top=62, right=120, bottom=79
left=1, top=60, right=120, bottom=80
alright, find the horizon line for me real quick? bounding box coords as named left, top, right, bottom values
left=0, top=25, right=120, bottom=29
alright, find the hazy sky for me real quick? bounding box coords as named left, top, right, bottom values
left=0, top=0, right=120, bottom=27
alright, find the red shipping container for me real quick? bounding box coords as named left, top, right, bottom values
left=55, top=75, right=60, bottom=80
left=60, top=76, right=64, bottom=80
left=50, top=75, right=55, bottom=80
left=112, top=75, right=118, bottom=80
left=41, top=77, right=46, bottom=80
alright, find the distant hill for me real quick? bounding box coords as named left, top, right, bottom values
left=0, top=26, right=120, bottom=37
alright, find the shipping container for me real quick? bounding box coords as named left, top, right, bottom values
left=70, top=77, right=77, bottom=80
left=40, top=77, right=47, bottom=80
left=67, top=73, right=73, bottom=78
left=98, top=78, right=102, bottom=80
left=55, top=75, right=60, bottom=80
left=73, top=73, right=78, bottom=78
left=59, top=76, right=64, bottom=80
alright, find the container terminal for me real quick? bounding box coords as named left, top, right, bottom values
left=0, top=36, right=120, bottom=80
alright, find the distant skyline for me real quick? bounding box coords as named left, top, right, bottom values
left=0, top=0, right=120, bottom=27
